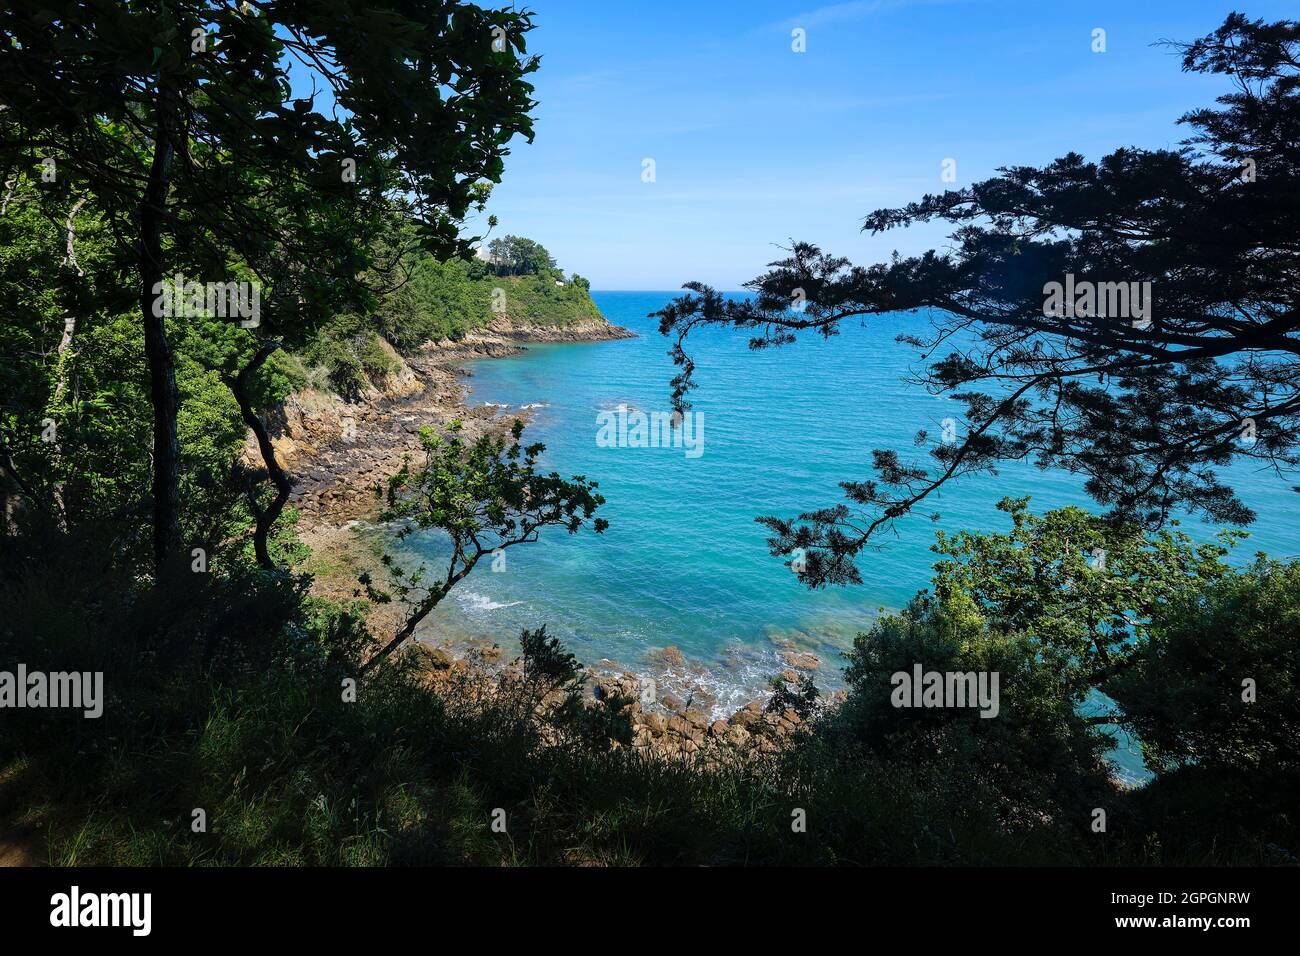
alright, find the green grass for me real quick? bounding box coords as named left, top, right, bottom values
left=472, top=273, right=605, bottom=329
left=6, top=652, right=1282, bottom=867
left=0, top=659, right=1055, bottom=866
left=2, top=540, right=1293, bottom=867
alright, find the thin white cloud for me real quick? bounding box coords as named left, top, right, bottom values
left=772, top=0, right=977, bottom=31
left=552, top=67, right=634, bottom=92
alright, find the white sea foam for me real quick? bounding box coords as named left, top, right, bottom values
left=457, top=591, right=524, bottom=613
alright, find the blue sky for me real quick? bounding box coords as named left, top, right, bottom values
left=472, top=0, right=1295, bottom=289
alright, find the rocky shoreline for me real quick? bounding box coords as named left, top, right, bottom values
left=254, top=320, right=634, bottom=529
left=263, top=317, right=837, bottom=760
left=412, top=642, right=838, bottom=762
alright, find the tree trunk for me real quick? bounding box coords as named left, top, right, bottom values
left=139, top=83, right=182, bottom=577
left=361, top=588, right=446, bottom=676
left=229, top=342, right=293, bottom=570
left=360, top=563, right=475, bottom=675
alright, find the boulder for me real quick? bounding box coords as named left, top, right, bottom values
left=646, top=645, right=686, bottom=668
left=730, top=709, right=755, bottom=728
left=417, top=646, right=455, bottom=670
left=781, top=650, right=821, bottom=670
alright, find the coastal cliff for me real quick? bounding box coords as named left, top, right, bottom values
left=244, top=307, right=633, bottom=531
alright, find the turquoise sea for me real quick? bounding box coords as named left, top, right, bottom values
left=405, top=291, right=1300, bottom=782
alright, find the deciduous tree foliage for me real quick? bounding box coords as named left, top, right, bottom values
left=486, top=234, right=557, bottom=276
left=929, top=497, right=1244, bottom=695
left=1107, top=556, right=1300, bottom=776
left=0, top=0, right=539, bottom=574
left=360, top=418, right=606, bottom=673
left=655, top=14, right=1300, bottom=588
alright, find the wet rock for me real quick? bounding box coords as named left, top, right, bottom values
left=541, top=688, right=567, bottom=709
left=595, top=672, right=641, bottom=703
left=680, top=683, right=717, bottom=712
left=646, top=645, right=685, bottom=668
left=416, top=646, right=455, bottom=670
left=781, top=650, right=821, bottom=670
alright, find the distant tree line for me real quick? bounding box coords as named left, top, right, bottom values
left=485, top=235, right=557, bottom=277
left=482, top=234, right=590, bottom=289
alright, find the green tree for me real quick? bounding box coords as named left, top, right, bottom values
left=835, top=588, right=1113, bottom=825
left=829, top=500, right=1296, bottom=842
left=0, top=0, right=539, bottom=575
left=767, top=672, right=819, bottom=720
left=375, top=248, right=483, bottom=349
left=1107, top=557, right=1300, bottom=776
left=0, top=179, right=254, bottom=566
left=487, top=234, right=557, bottom=276
left=360, top=419, right=607, bottom=674
left=928, top=497, right=1243, bottom=695
left=517, top=624, right=634, bottom=752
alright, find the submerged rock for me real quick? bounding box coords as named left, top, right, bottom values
left=781, top=650, right=822, bottom=671
left=646, top=645, right=686, bottom=668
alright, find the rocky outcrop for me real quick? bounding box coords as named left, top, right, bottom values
left=280, top=359, right=506, bottom=527
left=584, top=666, right=821, bottom=762
left=244, top=321, right=634, bottom=529
left=401, top=639, right=827, bottom=764
left=469, top=315, right=636, bottom=343
left=780, top=650, right=822, bottom=671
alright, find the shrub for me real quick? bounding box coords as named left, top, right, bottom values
left=829, top=590, right=1115, bottom=830
left=767, top=672, right=819, bottom=720
left=1106, top=557, right=1299, bottom=776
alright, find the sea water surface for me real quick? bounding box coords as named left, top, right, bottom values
left=402, top=291, right=1300, bottom=782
